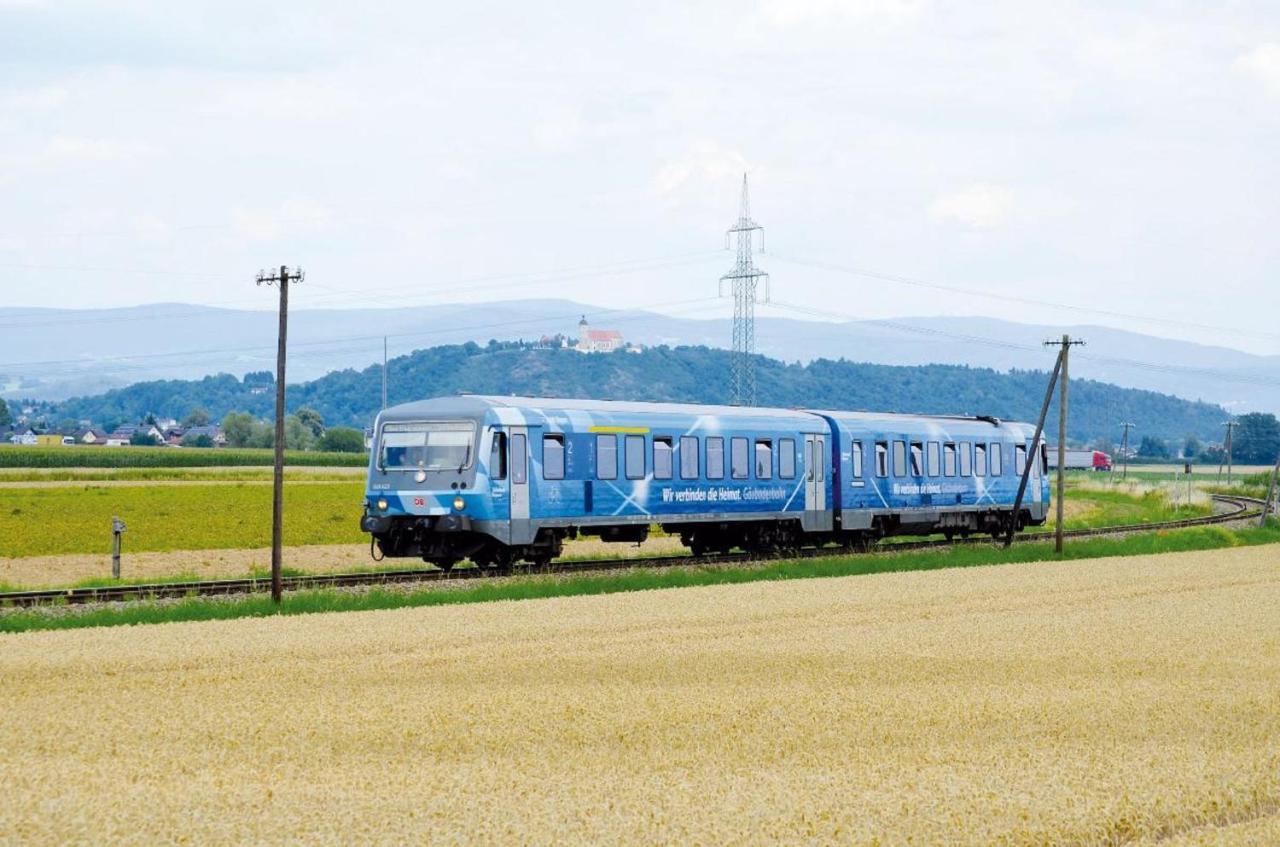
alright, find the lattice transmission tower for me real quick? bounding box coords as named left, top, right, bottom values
left=719, top=173, right=769, bottom=406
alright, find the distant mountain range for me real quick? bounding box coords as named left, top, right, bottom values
left=51, top=341, right=1227, bottom=446
left=3, top=300, right=1277, bottom=414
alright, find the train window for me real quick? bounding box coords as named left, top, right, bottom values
left=625, top=434, right=645, bottom=480
left=511, top=433, right=527, bottom=484
left=542, top=435, right=565, bottom=480
left=875, top=442, right=888, bottom=477
left=974, top=443, right=987, bottom=477
left=990, top=443, right=1003, bottom=476
left=1041, top=443, right=1049, bottom=474
left=489, top=432, right=507, bottom=480
left=680, top=435, right=699, bottom=479
left=910, top=441, right=924, bottom=476
left=779, top=438, right=796, bottom=478
left=817, top=439, right=825, bottom=481
left=707, top=437, right=725, bottom=479
left=959, top=442, right=972, bottom=476
left=926, top=442, right=940, bottom=476
left=653, top=437, right=673, bottom=480
left=597, top=434, right=617, bottom=480
left=1015, top=444, right=1027, bottom=475
left=379, top=421, right=475, bottom=471
left=731, top=437, right=749, bottom=479
left=851, top=442, right=864, bottom=482
left=755, top=440, right=773, bottom=479
left=943, top=443, right=957, bottom=476
left=892, top=440, right=907, bottom=477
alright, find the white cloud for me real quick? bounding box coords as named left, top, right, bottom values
left=654, top=141, right=751, bottom=200
left=1234, top=43, right=1280, bottom=94
left=929, top=184, right=1015, bottom=230
left=753, top=0, right=926, bottom=30
left=232, top=199, right=333, bottom=243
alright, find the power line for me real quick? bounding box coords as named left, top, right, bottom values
left=772, top=254, right=1280, bottom=346
left=0, top=296, right=725, bottom=376
left=0, top=251, right=723, bottom=332
left=764, top=299, right=1280, bottom=390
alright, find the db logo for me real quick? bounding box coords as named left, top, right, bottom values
left=413, top=497, right=426, bottom=507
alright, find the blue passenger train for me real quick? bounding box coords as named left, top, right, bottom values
left=359, top=396, right=1050, bottom=567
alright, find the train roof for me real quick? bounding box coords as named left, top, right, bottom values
left=809, top=408, right=1035, bottom=434
left=380, top=395, right=1035, bottom=433
left=380, top=395, right=816, bottom=422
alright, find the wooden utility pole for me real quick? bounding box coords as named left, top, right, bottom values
left=1045, top=335, right=1085, bottom=554
left=1006, top=348, right=1063, bottom=548
left=1115, top=422, right=1135, bottom=482
left=256, top=264, right=304, bottom=604
left=1218, top=420, right=1237, bottom=485
left=1261, top=451, right=1280, bottom=527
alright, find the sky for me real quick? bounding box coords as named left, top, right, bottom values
left=2, top=0, right=1279, bottom=354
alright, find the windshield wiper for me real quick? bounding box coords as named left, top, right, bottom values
left=457, top=444, right=471, bottom=474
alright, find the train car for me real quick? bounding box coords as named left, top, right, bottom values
left=360, top=395, right=1050, bottom=567
left=814, top=410, right=1048, bottom=539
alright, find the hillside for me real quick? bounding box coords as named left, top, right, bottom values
left=51, top=341, right=1228, bottom=445
left=2, top=301, right=1276, bottom=415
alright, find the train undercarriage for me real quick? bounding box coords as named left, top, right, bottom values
left=368, top=508, right=1042, bottom=570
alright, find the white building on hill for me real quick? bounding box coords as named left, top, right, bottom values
left=575, top=315, right=625, bottom=354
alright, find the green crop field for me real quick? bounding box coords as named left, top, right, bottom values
left=0, top=482, right=366, bottom=557
left=0, top=445, right=367, bottom=468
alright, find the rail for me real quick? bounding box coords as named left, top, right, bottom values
left=0, top=495, right=1263, bottom=609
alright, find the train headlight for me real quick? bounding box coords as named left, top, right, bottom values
left=452, top=496, right=465, bottom=512
left=415, top=470, right=427, bottom=483
left=376, top=498, right=388, bottom=511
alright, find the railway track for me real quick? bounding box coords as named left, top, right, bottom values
left=0, top=495, right=1264, bottom=609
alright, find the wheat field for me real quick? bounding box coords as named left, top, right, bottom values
left=1, top=546, right=1278, bottom=844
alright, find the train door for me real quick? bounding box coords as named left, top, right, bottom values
left=509, top=426, right=532, bottom=545
left=1030, top=439, right=1042, bottom=506
left=803, top=434, right=829, bottom=531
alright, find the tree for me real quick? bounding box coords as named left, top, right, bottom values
left=318, top=426, right=366, bottom=453
left=183, top=407, right=211, bottom=428
left=1232, top=413, right=1280, bottom=464
left=284, top=414, right=314, bottom=450
left=182, top=433, right=215, bottom=448
left=0, top=401, right=10, bottom=428
left=1137, top=435, right=1169, bottom=459
left=221, top=412, right=258, bottom=448
left=1182, top=435, right=1200, bottom=460
left=296, top=406, right=325, bottom=439
left=129, top=430, right=161, bottom=446
left=144, top=413, right=157, bottom=426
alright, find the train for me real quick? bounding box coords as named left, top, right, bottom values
left=359, top=396, right=1051, bottom=568
left=1048, top=448, right=1112, bottom=472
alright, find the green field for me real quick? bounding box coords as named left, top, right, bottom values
left=4, top=520, right=1277, bottom=634
left=0, top=445, right=367, bottom=468
left=0, top=472, right=1225, bottom=561
left=0, top=482, right=366, bottom=557
left=0, top=467, right=361, bottom=482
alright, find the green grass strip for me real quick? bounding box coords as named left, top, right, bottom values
left=3, top=521, right=1278, bottom=634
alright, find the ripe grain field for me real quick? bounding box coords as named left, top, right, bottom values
left=2, top=546, right=1278, bottom=844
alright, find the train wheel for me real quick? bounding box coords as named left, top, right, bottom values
left=434, top=558, right=458, bottom=572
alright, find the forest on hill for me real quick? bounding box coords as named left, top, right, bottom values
left=49, top=341, right=1229, bottom=447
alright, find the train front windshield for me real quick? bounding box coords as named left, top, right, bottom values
left=379, top=422, right=475, bottom=471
